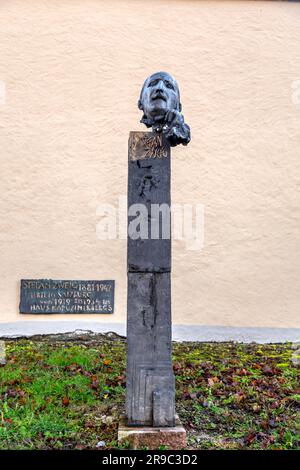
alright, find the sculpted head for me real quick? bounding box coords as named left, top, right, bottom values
left=138, top=72, right=181, bottom=127
left=138, top=72, right=190, bottom=147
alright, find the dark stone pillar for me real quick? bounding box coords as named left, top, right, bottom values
left=126, top=131, right=175, bottom=427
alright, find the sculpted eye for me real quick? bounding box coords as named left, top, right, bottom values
left=148, top=79, right=158, bottom=87
left=165, top=81, right=174, bottom=90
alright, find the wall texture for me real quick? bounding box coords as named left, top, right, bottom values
left=0, top=0, right=299, bottom=334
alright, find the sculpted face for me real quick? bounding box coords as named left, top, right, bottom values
left=138, top=72, right=181, bottom=125
left=138, top=72, right=190, bottom=147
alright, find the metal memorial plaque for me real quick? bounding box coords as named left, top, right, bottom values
left=129, top=131, right=169, bottom=161
left=19, top=279, right=115, bottom=314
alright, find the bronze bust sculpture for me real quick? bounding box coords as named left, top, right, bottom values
left=138, top=72, right=191, bottom=147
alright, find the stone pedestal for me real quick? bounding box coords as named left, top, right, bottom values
left=118, top=416, right=186, bottom=450
left=126, top=132, right=175, bottom=428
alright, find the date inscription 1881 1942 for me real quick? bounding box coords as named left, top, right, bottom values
left=19, top=279, right=115, bottom=314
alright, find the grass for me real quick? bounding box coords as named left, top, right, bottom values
left=0, top=336, right=299, bottom=450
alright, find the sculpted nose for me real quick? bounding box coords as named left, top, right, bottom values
left=154, top=80, right=164, bottom=93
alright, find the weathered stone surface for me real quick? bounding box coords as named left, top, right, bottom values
left=127, top=131, right=171, bottom=273
left=126, top=123, right=180, bottom=427
left=118, top=415, right=186, bottom=450
left=126, top=272, right=175, bottom=427
left=0, top=341, right=6, bottom=365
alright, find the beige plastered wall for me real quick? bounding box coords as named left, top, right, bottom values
left=0, top=0, right=299, bottom=330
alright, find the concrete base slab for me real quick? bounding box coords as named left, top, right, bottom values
left=118, top=416, right=186, bottom=450
left=0, top=321, right=299, bottom=343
